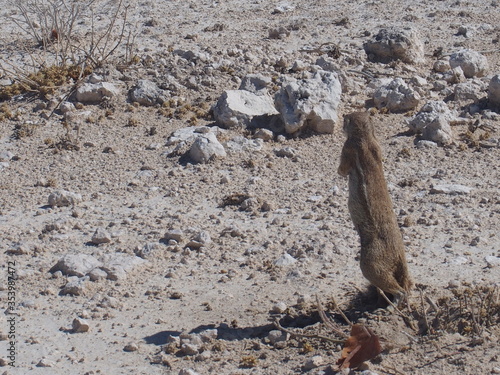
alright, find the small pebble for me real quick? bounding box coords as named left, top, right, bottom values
left=180, top=343, right=200, bottom=355
left=274, top=253, right=297, bottom=266
left=271, top=301, right=288, bottom=314
left=36, top=358, right=55, bottom=367
left=485, top=256, right=500, bottom=268
left=195, top=350, right=211, bottom=361
left=72, top=318, right=90, bottom=333
left=448, top=280, right=460, bottom=288
left=123, top=342, right=139, bottom=352
left=303, top=355, right=324, bottom=370
left=91, top=227, right=112, bottom=244
left=267, top=330, right=289, bottom=345
left=179, top=369, right=200, bottom=375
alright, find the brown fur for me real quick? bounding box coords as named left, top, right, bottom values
left=338, top=112, right=412, bottom=305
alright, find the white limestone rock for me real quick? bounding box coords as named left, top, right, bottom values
left=449, top=50, right=488, bottom=78
left=59, top=101, right=75, bottom=114
left=408, top=101, right=453, bottom=133
left=273, top=3, right=295, bottom=13
left=267, top=330, right=289, bottom=345
left=186, top=230, right=212, bottom=249
left=89, top=268, right=108, bottom=281
left=174, top=49, right=211, bottom=63
left=0, top=151, right=14, bottom=162
left=166, top=126, right=223, bottom=146
left=50, top=254, right=102, bottom=277
left=422, top=117, right=453, bottom=145
left=485, top=256, right=500, bottom=268
left=274, top=253, right=297, bottom=266
left=189, top=133, right=226, bottom=163
left=91, top=227, right=112, bottom=245
left=239, top=74, right=272, bottom=95
left=224, top=136, right=263, bottom=153
left=303, top=355, right=324, bottom=371
left=48, top=190, right=82, bottom=207
left=430, top=184, right=473, bottom=195
left=434, top=59, right=451, bottom=73
left=61, top=276, right=90, bottom=296
left=76, top=82, right=120, bottom=103
left=100, top=253, right=147, bottom=281
left=442, top=67, right=466, bottom=85
left=213, top=90, right=279, bottom=128
left=164, top=229, right=184, bottom=243
left=364, top=27, right=425, bottom=64
left=130, top=79, right=165, bottom=106
left=409, top=101, right=456, bottom=145
left=454, top=80, right=487, bottom=103
left=254, top=128, right=274, bottom=141
left=179, top=369, right=200, bottom=375
left=373, top=78, right=421, bottom=112
left=274, top=70, right=342, bottom=134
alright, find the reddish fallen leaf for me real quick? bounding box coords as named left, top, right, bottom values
left=337, top=324, right=382, bottom=369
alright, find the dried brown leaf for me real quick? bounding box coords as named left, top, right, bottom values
left=337, top=324, right=382, bottom=369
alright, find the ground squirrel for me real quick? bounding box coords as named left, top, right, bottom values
left=338, top=112, right=412, bottom=306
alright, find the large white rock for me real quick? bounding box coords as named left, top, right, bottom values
left=213, top=90, right=279, bottom=128
left=422, top=117, right=453, bottom=145
left=488, top=74, right=500, bottom=109
left=100, top=253, right=146, bottom=281
left=408, top=101, right=454, bottom=133
left=454, top=80, right=487, bottom=103
left=274, top=70, right=341, bottom=134
left=76, top=82, right=119, bottom=103
left=373, top=78, right=421, bottom=112
left=51, top=254, right=102, bottom=277
left=408, top=101, right=455, bottom=145
left=364, top=27, right=425, bottom=64
left=189, top=133, right=227, bottom=163
left=130, top=79, right=165, bottom=106
left=449, top=50, right=488, bottom=78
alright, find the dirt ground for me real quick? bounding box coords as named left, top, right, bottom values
left=0, top=0, right=499, bottom=374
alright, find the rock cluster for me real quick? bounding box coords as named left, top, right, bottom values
left=51, top=252, right=147, bottom=294
left=214, top=70, right=341, bottom=136
left=48, top=190, right=82, bottom=207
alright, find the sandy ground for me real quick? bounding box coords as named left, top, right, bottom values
left=0, top=0, right=499, bottom=374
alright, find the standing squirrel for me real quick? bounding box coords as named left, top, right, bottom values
left=338, top=112, right=412, bottom=306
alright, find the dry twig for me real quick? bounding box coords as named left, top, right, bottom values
left=378, top=288, right=417, bottom=331
left=273, top=318, right=344, bottom=344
